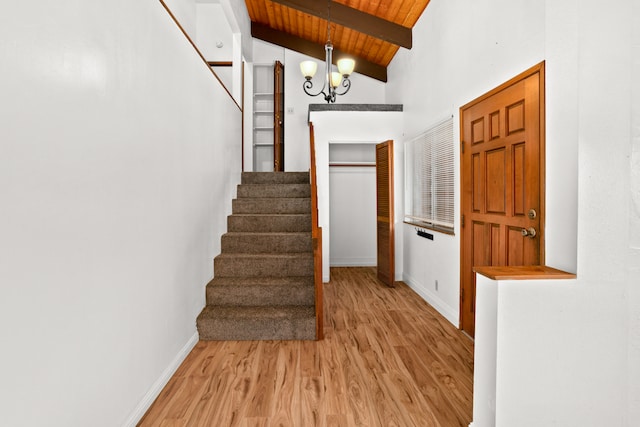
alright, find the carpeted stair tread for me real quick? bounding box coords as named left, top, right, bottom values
left=196, top=305, right=316, bottom=341
left=214, top=253, right=314, bottom=277
left=207, top=275, right=314, bottom=287
left=241, top=171, right=309, bottom=185
left=214, top=252, right=315, bottom=261
left=232, top=197, right=311, bottom=214
left=221, top=232, right=312, bottom=253
left=227, top=214, right=311, bottom=232
left=237, top=183, right=311, bottom=199
left=206, top=276, right=314, bottom=306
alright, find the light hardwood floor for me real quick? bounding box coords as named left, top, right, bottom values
left=138, top=267, right=474, bottom=426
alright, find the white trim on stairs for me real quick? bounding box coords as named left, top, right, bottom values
left=122, top=332, right=199, bottom=427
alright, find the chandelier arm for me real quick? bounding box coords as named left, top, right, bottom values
left=303, top=80, right=328, bottom=99
left=332, top=78, right=351, bottom=96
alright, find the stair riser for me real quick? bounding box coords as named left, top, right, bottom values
left=197, top=316, right=316, bottom=341
left=232, top=198, right=311, bottom=214
left=221, top=233, right=312, bottom=254
left=206, top=285, right=314, bottom=306
left=227, top=215, right=311, bottom=232
left=214, top=256, right=314, bottom=277
left=242, top=172, right=309, bottom=185
left=237, top=184, right=310, bottom=199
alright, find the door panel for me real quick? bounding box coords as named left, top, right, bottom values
left=460, top=63, right=545, bottom=336
left=376, top=140, right=394, bottom=287
left=485, top=148, right=506, bottom=213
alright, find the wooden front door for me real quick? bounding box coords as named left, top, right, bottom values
left=376, top=140, right=395, bottom=287
left=460, top=63, right=545, bottom=336
left=273, top=60, right=284, bottom=171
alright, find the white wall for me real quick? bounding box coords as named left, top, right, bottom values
left=474, top=276, right=626, bottom=427
left=387, top=0, right=639, bottom=425
left=196, top=3, right=233, bottom=61
left=329, top=166, right=377, bottom=266
left=170, top=0, right=247, bottom=104
left=196, top=1, right=246, bottom=104
left=629, top=1, right=640, bottom=419
left=163, top=0, right=197, bottom=36
left=0, top=1, right=242, bottom=426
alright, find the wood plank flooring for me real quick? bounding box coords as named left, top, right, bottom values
left=138, top=267, right=474, bottom=426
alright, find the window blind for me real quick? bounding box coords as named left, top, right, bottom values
left=404, top=117, right=455, bottom=233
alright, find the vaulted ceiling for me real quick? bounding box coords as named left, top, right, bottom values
left=245, top=0, right=431, bottom=82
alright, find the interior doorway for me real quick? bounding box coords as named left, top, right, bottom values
left=328, top=142, right=377, bottom=267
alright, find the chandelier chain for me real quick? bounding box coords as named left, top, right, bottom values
left=326, top=0, right=332, bottom=43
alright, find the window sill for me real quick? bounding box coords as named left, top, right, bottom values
left=404, top=220, right=455, bottom=236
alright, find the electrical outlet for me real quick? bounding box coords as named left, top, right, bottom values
left=435, top=280, right=439, bottom=291
left=286, top=107, right=294, bottom=114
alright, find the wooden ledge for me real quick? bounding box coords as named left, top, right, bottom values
left=473, top=265, right=576, bottom=281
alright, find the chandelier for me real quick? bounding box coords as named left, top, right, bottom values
left=299, top=1, right=355, bottom=103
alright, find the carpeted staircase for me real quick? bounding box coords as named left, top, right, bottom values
left=196, top=171, right=316, bottom=340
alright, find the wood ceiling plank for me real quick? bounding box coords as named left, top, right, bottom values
left=251, top=22, right=388, bottom=82
left=270, top=0, right=412, bottom=49
left=394, top=0, right=429, bottom=28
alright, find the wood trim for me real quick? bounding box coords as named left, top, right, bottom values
left=473, top=265, right=576, bottom=281
left=251, top=22, right=387, bottom=82
left=158, top=0, right=241, bottom=111
left=538, top=63, right=546, bottom=266
left=207, top=61, right=233, bottom=67
left=309, top=122, right=323, bottom=340
left=270, top=0, right=412, bottom=49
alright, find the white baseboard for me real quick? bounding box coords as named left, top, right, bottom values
left=329, top=258, right=376, bottom=267
left=403, top=272, right=459, bottom=327
left=122, top=331, right=199, bottom=427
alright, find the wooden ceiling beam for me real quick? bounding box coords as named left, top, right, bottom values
left=271, top=0, right=412, bottom=49
left=251, top=22, right=388, bottom=82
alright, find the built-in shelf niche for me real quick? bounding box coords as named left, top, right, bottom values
left=253, top=65, right=274, bottom=172
left=329, top=142, right=376, bottom=167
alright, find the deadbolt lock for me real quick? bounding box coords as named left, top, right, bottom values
left=528, top=209, right=537, bottom=220
left=521, top=227, right=537, bottom=238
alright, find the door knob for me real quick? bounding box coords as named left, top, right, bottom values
left=521, top=227, right=537, bottom=238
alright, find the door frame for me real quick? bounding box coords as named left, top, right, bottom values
left=458, top=62, right=546, bottom=334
